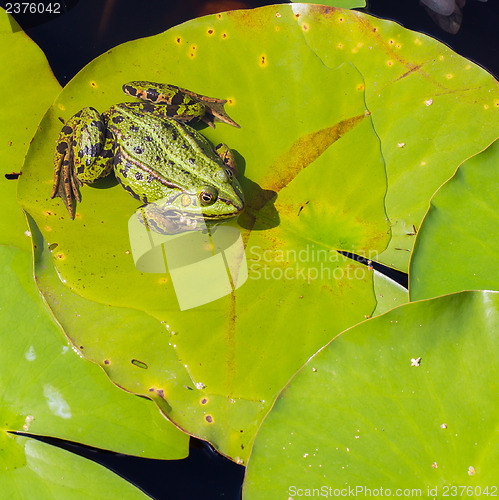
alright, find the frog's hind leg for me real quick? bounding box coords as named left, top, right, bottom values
left=51, top=112, right=84, bottom=218
left=122, top=81, right=240, bottom=128
left=51, top=107, right=108, bottom=218
left=76, top=129, right=115, bottom=183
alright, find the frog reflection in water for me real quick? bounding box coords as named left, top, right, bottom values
left=51, top=82, right=245, bottom=234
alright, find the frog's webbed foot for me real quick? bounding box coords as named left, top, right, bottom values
left=51, top=118, right=83, bottom=219
left=178, top=87, right=240, bottom=129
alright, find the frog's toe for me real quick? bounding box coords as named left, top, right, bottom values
left=51, top=148, right=81, bottom=219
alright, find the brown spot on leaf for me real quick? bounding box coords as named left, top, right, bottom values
left=260, top=114, right=365, bottom=194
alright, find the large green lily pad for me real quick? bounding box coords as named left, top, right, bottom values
left=17, top=5, right=495, bottom=461
left=243, top=291, right=499, bottom=498
left=410, top=139, right=499, bottom=300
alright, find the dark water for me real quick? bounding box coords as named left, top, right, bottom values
left=2, top=0, right=496, bottom=498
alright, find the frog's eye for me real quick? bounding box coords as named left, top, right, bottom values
left=199, top=186, right=218, bottom=206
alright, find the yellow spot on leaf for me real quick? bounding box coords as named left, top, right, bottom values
left=446, top=74, right=453, bottom=79
left=386, top=60, right=394, bottom=66
left=483, top=104, right=489, bottom=110
left=207, top=28, right=214, bottom=36
left=414, top=38, right=422, bottom=45
left=337, top=42, right=343, bottom=49
left=175, top=36, right=182, bottom=44
left=260, top=54, right=267, bottom=67
left=396, top=43, right=402, bottom=49
left=337, top=16, right=344, bottom=23
left=439, top=55, right=445, bottom=61
left=57, top=103, right=66, bottom=111
left=302, top=23, right=309, bottom=31
left=357, top=83, right=365, bottom=91
left=388, top=39, right=395, bottom=45
left=221, top=32, right=228, bottom=39
left=90, top=81, right=97, bottom=88
left=158, top=277, right=168, bottom=284
left=55, top=253, right=65, bottom=260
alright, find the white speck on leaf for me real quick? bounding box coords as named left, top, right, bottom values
left=411, top=357, right=422, bottom=367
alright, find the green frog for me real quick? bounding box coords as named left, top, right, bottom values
left=51, top=81, right=244, bottom=234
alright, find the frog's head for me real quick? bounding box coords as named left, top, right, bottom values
left=197, top=170, right=245, bottom=221
left=138, top=175, right=244, bottom=235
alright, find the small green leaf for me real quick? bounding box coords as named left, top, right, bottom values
left=0, top=435, right=150, bottom=499
left=372, top=270, right=408, bottom=316
left=410, top=139, right=499, bottom=300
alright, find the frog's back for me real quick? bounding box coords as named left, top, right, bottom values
left=106, top=104, right=228, bottom=202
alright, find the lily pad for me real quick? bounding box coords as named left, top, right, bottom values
left=243, top=290, right=499, bottom=498
left=0, top=8, right=60, bottom=249
left=1, top=435, right=150, bottom=499
left=18, top=6, right=390, bottom=462
left=0, top=243, right=188, bottom=494
left=410, top=139, right=499, bottom=300
left=17, top=4, right=496, bottom=461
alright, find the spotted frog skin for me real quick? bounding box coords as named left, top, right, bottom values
left=51, top=82, right=244, bottom=233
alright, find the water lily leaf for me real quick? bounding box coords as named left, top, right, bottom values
left=1, top=435, right=149, bottom=499
left=18, top=5, right=391, bottom=462
left=410, top=139, right=499, bottom=300
left=243, top=291, right=499, bottom=498
left=0, top=242, right=188, bottom=494
left=0, top=8, right=61, bottom=249
left=290, top=4, right=499, bottom=271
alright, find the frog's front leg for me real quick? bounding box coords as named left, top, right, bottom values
left=214, top=143, right=238, bottom=176
left=51, top=107, right=114, bottom=218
